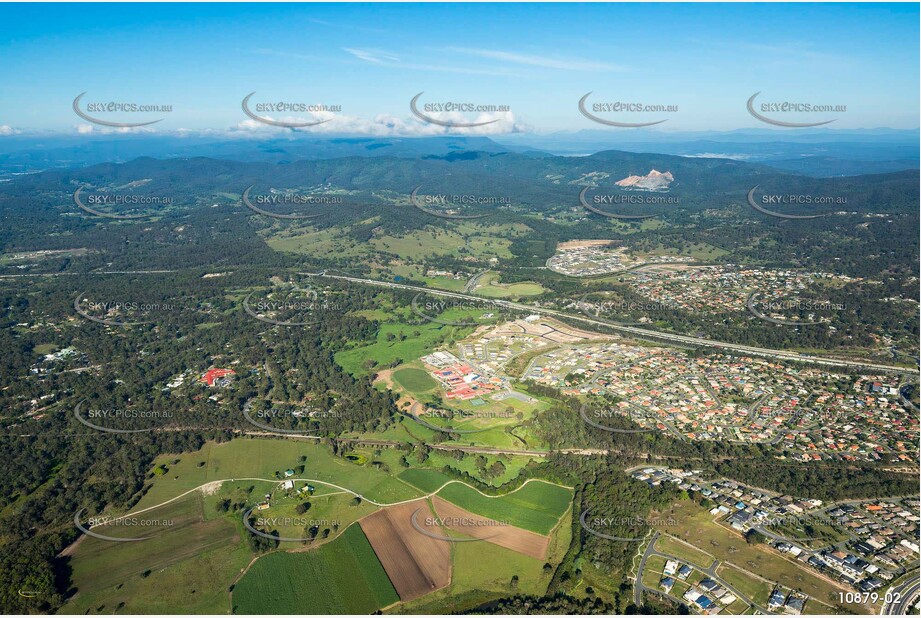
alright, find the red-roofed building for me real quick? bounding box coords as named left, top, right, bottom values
left=200, top=368, right=236, bottom=387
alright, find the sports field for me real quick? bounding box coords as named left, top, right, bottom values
left=232, top=524, right=398, bottom=614
left=392, top=367, right=438, bottom=392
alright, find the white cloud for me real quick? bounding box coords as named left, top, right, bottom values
left=342, top=47, right=518, bottom=76
left=0, top=125, right=19, bottom=136
left=343, top=47, right=400, bottom=64
left=228, top=110, right=528, bottom=137
left=73, top=123, right=159, bottom=135
left=446, top=47, right=626, bottom=72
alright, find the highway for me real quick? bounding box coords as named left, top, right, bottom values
left=311, top=272, right=917, bottom=375
left=882, top=574, right=920, bottom=615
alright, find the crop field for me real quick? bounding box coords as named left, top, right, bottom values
left=359, top=500, right=452, bottom=601
left=231, top=524, right=398, bottom=614
left=61, top=493, right=246, bottom=614
left=395, top=503, right=571, bottom=615
left=432, top=496, right=550, bottom=559
left=135, top=439, right=422, bottom=511
left=434, top=480, right=572, bottom=535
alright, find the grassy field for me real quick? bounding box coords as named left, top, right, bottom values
left=395, top=448, right=536, bottom=493
left=717, top=562, right=774, bottom=606
left=471, top=272, right=545, bottom=298
left=398, top=468, right=453, bottom=493
left=335, top=319, right=474, bottom=377
left=421, top=275, right=469, bottom=292
left=267, top=226, right=367, bottom=258
left=653, top=533, right=714, bottom=567
left=370, top=225, right=515, bottom=261
left=61, top=493, right=248, bottom=614
left=392, top=367, right=438, bottom=392
left=232, top=524, right=398, bottom=614
left=435, top=481, right=572, bottom=535
left=243, top=486, right=377, bottom=547
left=134, top=439, right=422, bottom=511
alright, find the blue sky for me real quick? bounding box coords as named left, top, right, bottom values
left=0, top=3, right=918, bottom=135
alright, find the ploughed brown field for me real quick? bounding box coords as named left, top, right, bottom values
left=359, top=499, right=451, bottom=602
left=432, top=496, right=550, bottom=560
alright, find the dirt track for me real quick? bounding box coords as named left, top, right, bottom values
left=359, top=499, right=451, bottom=601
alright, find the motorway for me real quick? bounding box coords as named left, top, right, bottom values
left=311, top=272, right=917, bottom=375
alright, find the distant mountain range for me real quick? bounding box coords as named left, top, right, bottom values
left=0, top=129, right=917, bottom=179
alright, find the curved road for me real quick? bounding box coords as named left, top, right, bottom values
left=882, top=574, right=920, bottom=615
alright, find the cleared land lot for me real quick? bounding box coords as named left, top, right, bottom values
left=360, top=499, right=451, bottom=602
left=432, top=496, right=549, bottom=559
left=232, top=524, right=398, bottom=614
